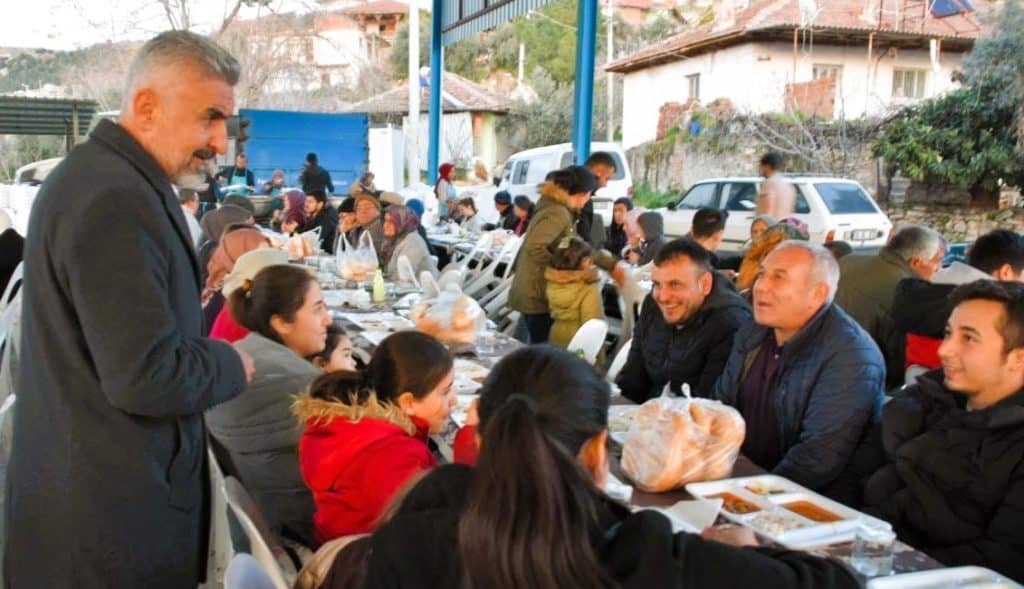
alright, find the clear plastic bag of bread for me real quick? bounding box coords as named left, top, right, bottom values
left=621, top=384, right=746, bottom=492
left=335, top=231, right=379, bottom=281
left=410, top=285, right=485, bottom=345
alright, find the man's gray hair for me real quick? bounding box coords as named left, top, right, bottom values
left=773, top=240, right=841, bottom=302
left=123, top=30, right=240, bottom=105
left=887, top=224, right=947, bottom=263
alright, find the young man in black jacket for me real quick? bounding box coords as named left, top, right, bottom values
left=302, top=189, right=340, bottom=254
left=300, top=151, right=334, bottom=194
left=861, top=280, right=1024, bottom=582
left=617, top=238, right=751, bottom=402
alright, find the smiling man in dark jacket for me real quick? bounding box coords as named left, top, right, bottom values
left=617, top=238, right=751, bottom=402
left=713, top=240, right=885, bottom=494
left=861, top=280, right=1024, bottom=582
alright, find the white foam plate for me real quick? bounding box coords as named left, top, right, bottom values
left=867, top=566, right=1022, bottom=588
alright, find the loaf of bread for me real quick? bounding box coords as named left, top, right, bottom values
left=621, top=397, right=745, bottom=492
left=411, top=293, right=483, bottom=344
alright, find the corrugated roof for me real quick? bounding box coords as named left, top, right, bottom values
left=607, top=0, right=985, bottom=73
left=344, top=71, right=515, bottom=113
left=0, top=96, right=98, bottom=136
left=441, top=0, right=558, bottom=46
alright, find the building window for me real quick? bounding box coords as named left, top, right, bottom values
left=813, top=64, right=843, bottom=81
left=686, top=74, right=700, bottom=101
left=892, top=69, right=927, bottom=99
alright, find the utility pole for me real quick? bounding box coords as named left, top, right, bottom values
left=606, top=0, right=615, bottom=142
left=408, top=2, right=420, bottom=184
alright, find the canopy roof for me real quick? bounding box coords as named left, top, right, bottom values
left=0, top=96, right=98, bottom=136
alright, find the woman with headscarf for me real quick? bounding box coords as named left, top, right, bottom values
left=736, top=220, right=809, bottom=291
left=434, top=163, right=458, bottom=222
left=380, top=205, right=438, bottom=281
left=202, top=226, right=271, bottom=331
left=281, top=189, right=308, bottom=235
left=198, top=204, right=255, bottom=286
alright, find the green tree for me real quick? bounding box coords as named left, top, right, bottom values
left=873, top=1, right=1024, bottom=204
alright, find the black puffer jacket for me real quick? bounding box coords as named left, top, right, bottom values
left=636, top=212, right=668, bottom=265
left=863, top=370, right=1024, bottom=582
left=617, top=272, right=751, bottom=402
left=362, top=464, right=860, bottom=589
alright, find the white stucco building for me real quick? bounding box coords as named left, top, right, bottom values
left=607, top=0, right=985, bottom=150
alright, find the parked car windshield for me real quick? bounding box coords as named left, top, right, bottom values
left=676, top=183, right=717, bottom=209
left=814, top=182, right=878, bottom=214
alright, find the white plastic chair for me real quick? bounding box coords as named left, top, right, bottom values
left=606, top=339, right=632, bottom=383
left=225, top=553, right=278, bottom=589
left=568, top=319, right=609, bottom=365
left=437, top=269, right=463, bottom=291
left=222, top=477, right=294, bottom=589
left=396, top=255, right=420, bottom=288
left=444, top=232, right=493, bottom=276
left=205, top=446, right=234, bottom=588
left=420, top=272, right=440, bottom=298
left=0, top=262, right=23, bottom=315
left=463, top=235, right=521, bottom=298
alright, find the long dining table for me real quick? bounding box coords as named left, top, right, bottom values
left=304, top=255, right=947, bottom=585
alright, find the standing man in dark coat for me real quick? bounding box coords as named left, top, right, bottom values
left=577, top=151, right=617, bottom=247
left=300, top=151, right=334, bottom=195
left=5, top=31, right=254, bottom=589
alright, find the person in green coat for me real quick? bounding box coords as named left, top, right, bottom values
left=508, top=166, right=628, bottom=343
left=545, top=237, right=604, bottom=348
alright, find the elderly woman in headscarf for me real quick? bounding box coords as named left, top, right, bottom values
left=380, top=204, right=438, bottom=282
left=198, top=204, right=255, bottom=282
left=202, top=226, right=271, bottom=331
left=736, top=219, right=810, bottom=291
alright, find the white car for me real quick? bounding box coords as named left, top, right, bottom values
left=658, top=176, right=893, bottom=252
left=497, top=141, right=633, bottom=225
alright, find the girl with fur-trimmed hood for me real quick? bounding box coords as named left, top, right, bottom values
left=545, top=236, right=604, bottom=348
left=293, top=332, right=455, bottom=544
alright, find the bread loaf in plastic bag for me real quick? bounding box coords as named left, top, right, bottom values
left=621, top=390, right=745, bottom=492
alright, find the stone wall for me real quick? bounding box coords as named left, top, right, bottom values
left=883, top=202, right=1024, bottom=243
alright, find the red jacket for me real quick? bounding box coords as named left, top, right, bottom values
left=294, top=394, right=435, bottom=544
left=209, top=306, right=250, bottom=343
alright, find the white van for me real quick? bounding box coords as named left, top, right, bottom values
left=497, top=142, right=633, bottom=224
left=658, top=175, right=893, bottom=252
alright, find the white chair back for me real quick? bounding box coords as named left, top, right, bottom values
left=462, top=235, right=521, bottom=298
left=606, top=339, right=632, bottom=383
left=225, top=553, right=278, bottom=589
left=437, top=269, right=463, bottom=291
left=222, top=477, right=293, bottom=589
left=420, top=272, right=440, bottom=298
left=0, top=262, right=23, bottom=314
left=206, top=446, right=233, bottom=587
left=568, top=319, right=609, bottom=365
left=396, top=255, right=420, bottom=288
left=445, top=232, right=493, bottom=275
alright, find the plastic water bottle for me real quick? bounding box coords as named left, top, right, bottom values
left=372, top=268, right=386, bottom=303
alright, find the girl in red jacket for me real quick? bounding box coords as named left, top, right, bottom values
left=293, top=331, right=455, bottom=543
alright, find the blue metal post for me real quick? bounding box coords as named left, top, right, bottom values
left=572, top=0, right=598, bottom=165
left=427, top=0, right=444, bottom=184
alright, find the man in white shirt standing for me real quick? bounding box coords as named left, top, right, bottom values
left=179, top=188, right=203, bottom=248
left=758, top=152, right=797, bottom=219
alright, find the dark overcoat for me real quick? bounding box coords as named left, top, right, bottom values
left=5, top=120, right=247, bottom=588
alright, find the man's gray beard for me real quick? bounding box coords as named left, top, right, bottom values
left=173, top=171, right=207, bottom=191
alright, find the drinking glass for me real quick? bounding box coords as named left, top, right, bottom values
left=851, top=522, right=896, bottom=577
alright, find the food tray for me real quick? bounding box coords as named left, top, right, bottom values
left=867, top=566, right=1022, bottom=588
left=686, top=475, right=888, bottom=549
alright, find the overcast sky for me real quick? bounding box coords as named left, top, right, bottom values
left=1, top=0, right=329, bottom=51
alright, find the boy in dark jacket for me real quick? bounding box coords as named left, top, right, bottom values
left=301, top=189, right=340, bottom=254
left=617, top=238, right=751, bottom=402
left=713, top=241, right=885, bottom=494
left=627, top=211, right=668, bottom=266
left=861, top=280, right=1024, bottom=582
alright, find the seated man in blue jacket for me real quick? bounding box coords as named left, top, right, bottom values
left=713, top=240, right=885, bottom=493
left=617, top=238, right=751, bottom=402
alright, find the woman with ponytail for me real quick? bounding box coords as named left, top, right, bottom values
left=293, top=331, right=455, bottom=544
left=206, top=264, right=330, bottom=546
left=362, top=346, right=861, bottom=589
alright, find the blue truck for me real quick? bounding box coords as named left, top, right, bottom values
left=234, top=109, right=369, bottom=197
